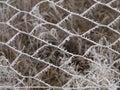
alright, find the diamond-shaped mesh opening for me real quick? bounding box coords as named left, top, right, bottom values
left=84, top=26, right=120, bottom=46
left=36, top=66, right=72, bottom=87
left=61, top=56, right=91, bottom=75
left=13, top=54, right=48, bottom=76
left=0, top=24, right=18, bottom=43
left=32, top=24, right=69, bottom=45
left=59, top=14, right=96, bottom=35
left=0, top=44, right=19, bottom=63
left=32, top=1, right=69, bottom=24
left=57, top=0, right=95, bottom=14
left=9, top=33, right=45, bottom=55
left=83, top=4, right=120, bottom=25
left=0, top=3, right=18, bottom=22
left=110, top=0, right=120, bottom=11
left=8, top=0, right=44, bottom=11
left=34, top=45, right=71, bottom=66
left=10, top=12, right=43, bottom=33
left=60, top=36, right=94, bottom=55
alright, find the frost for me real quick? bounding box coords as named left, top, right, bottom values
left=0, top=0, right=120, bottom=90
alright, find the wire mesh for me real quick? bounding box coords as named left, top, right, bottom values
left=0, top=0, right=120, bottom=90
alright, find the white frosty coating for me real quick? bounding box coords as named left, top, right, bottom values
left=0, top=0, right=119, bottom=90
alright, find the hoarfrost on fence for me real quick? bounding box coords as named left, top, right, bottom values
left=0, top=0, right=120, bottom=90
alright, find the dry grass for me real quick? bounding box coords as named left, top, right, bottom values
left=59, top=14, right=96, bottom=35
left=83, top=4, right=119, bottom=25
left=0, top=0, right=120, bottom=90
left=61, top=36, right=94, bottom=55
left=84, top=26, right=120, bottom=45
left=32, top=24, right=69, bottom=45
left=9, top=33, right=45, bottom=55
left=57, top=0, right=95, bottom=14
left=34, top=45, right=71, bottom=66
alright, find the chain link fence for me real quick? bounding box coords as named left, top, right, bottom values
left=0, top=0, right=120, bottom=90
